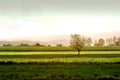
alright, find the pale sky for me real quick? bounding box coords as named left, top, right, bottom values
left=0, top=0, right=120, bottom=40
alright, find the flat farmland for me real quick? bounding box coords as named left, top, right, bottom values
left=0, top=51, right=120, bottom=63
left=0, top=51, right=120, bottom=80
left=0, top=46, right=120, bottom=51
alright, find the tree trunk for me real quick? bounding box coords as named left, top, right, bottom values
left=78, top=50, right=80, bottom=55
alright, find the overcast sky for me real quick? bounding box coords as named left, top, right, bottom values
left=0, top=0, right=120, bottom=40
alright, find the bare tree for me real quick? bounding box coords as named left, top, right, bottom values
left=70, top=34, right=85, bottom=55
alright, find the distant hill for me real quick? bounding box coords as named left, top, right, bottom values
left=0, top=31, right=119, bottom=46
left=0, top=40, right=48, bottom=46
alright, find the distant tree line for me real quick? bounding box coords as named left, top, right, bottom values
left=3, top=44, right=12, bottom=47
left=94, top=36, right=120, bottom=46
left=105, top=37, right=120, bottom=46
left=2, top=36, right=120, bottom=47
left=71, top=36, right=120, bottom=47
left=2, top=43, right=49, bottom=47
left=71, top=35, right=120, bottom=47
left=2, top=43, right=64, bottom=47
left=70, top=34, right=120, bottom=55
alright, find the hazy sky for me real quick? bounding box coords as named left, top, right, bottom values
left=0, top=0, right=120, bottom=40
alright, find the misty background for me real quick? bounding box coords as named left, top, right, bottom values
left=0, top=0, right=120, bottom=44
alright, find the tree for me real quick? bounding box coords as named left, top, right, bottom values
left=106, top=38, right=113, bottom=46
left=70, top=34, right=85, bottom=55
left=94, top=40, right=100, bottom=46
left=35, top=43, right=41, bottom=46
left=98, top=38, right=105, bottom=46
left=118, top=37, right=120, bottom=43
left=48, top=45, right=51, bottom=47
left=3, top=44, right=12, bottom=47
left=106, top=38, right=109, bottom=46
left=56, top=44, right=62, bottom=47
left=117, top=37, right=120, bottom=46
left=113, top=36, right=117, bottom=45
left=109, top=38, right=113, bottom=46
left=86, top=37, right=92, bottom=46
left=115, top=42, right=119, bottom=46
left=19, top=43, right=29, bottom=46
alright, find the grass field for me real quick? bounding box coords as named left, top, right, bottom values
left=0, top=46, right=120, bottom=51
left=0, top=51, right=120, bottom=63
left=0, top=63, right=120, bottom=80
left=0, top=51, right=120, bottom=80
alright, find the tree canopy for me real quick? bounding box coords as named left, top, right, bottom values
left=70, top=34, right=85, bottom=55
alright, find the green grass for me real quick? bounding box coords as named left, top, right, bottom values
left=0, top=46, right=74, bottom=51
left=0, top=51, right=120, bottom=80
left=82, top=46, right=120, bottom=51
left=0, top=63, right=120, bottom=80
left=0, top=51, right=120, bottom=63
left=0, top=46, right=120, bottom=51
